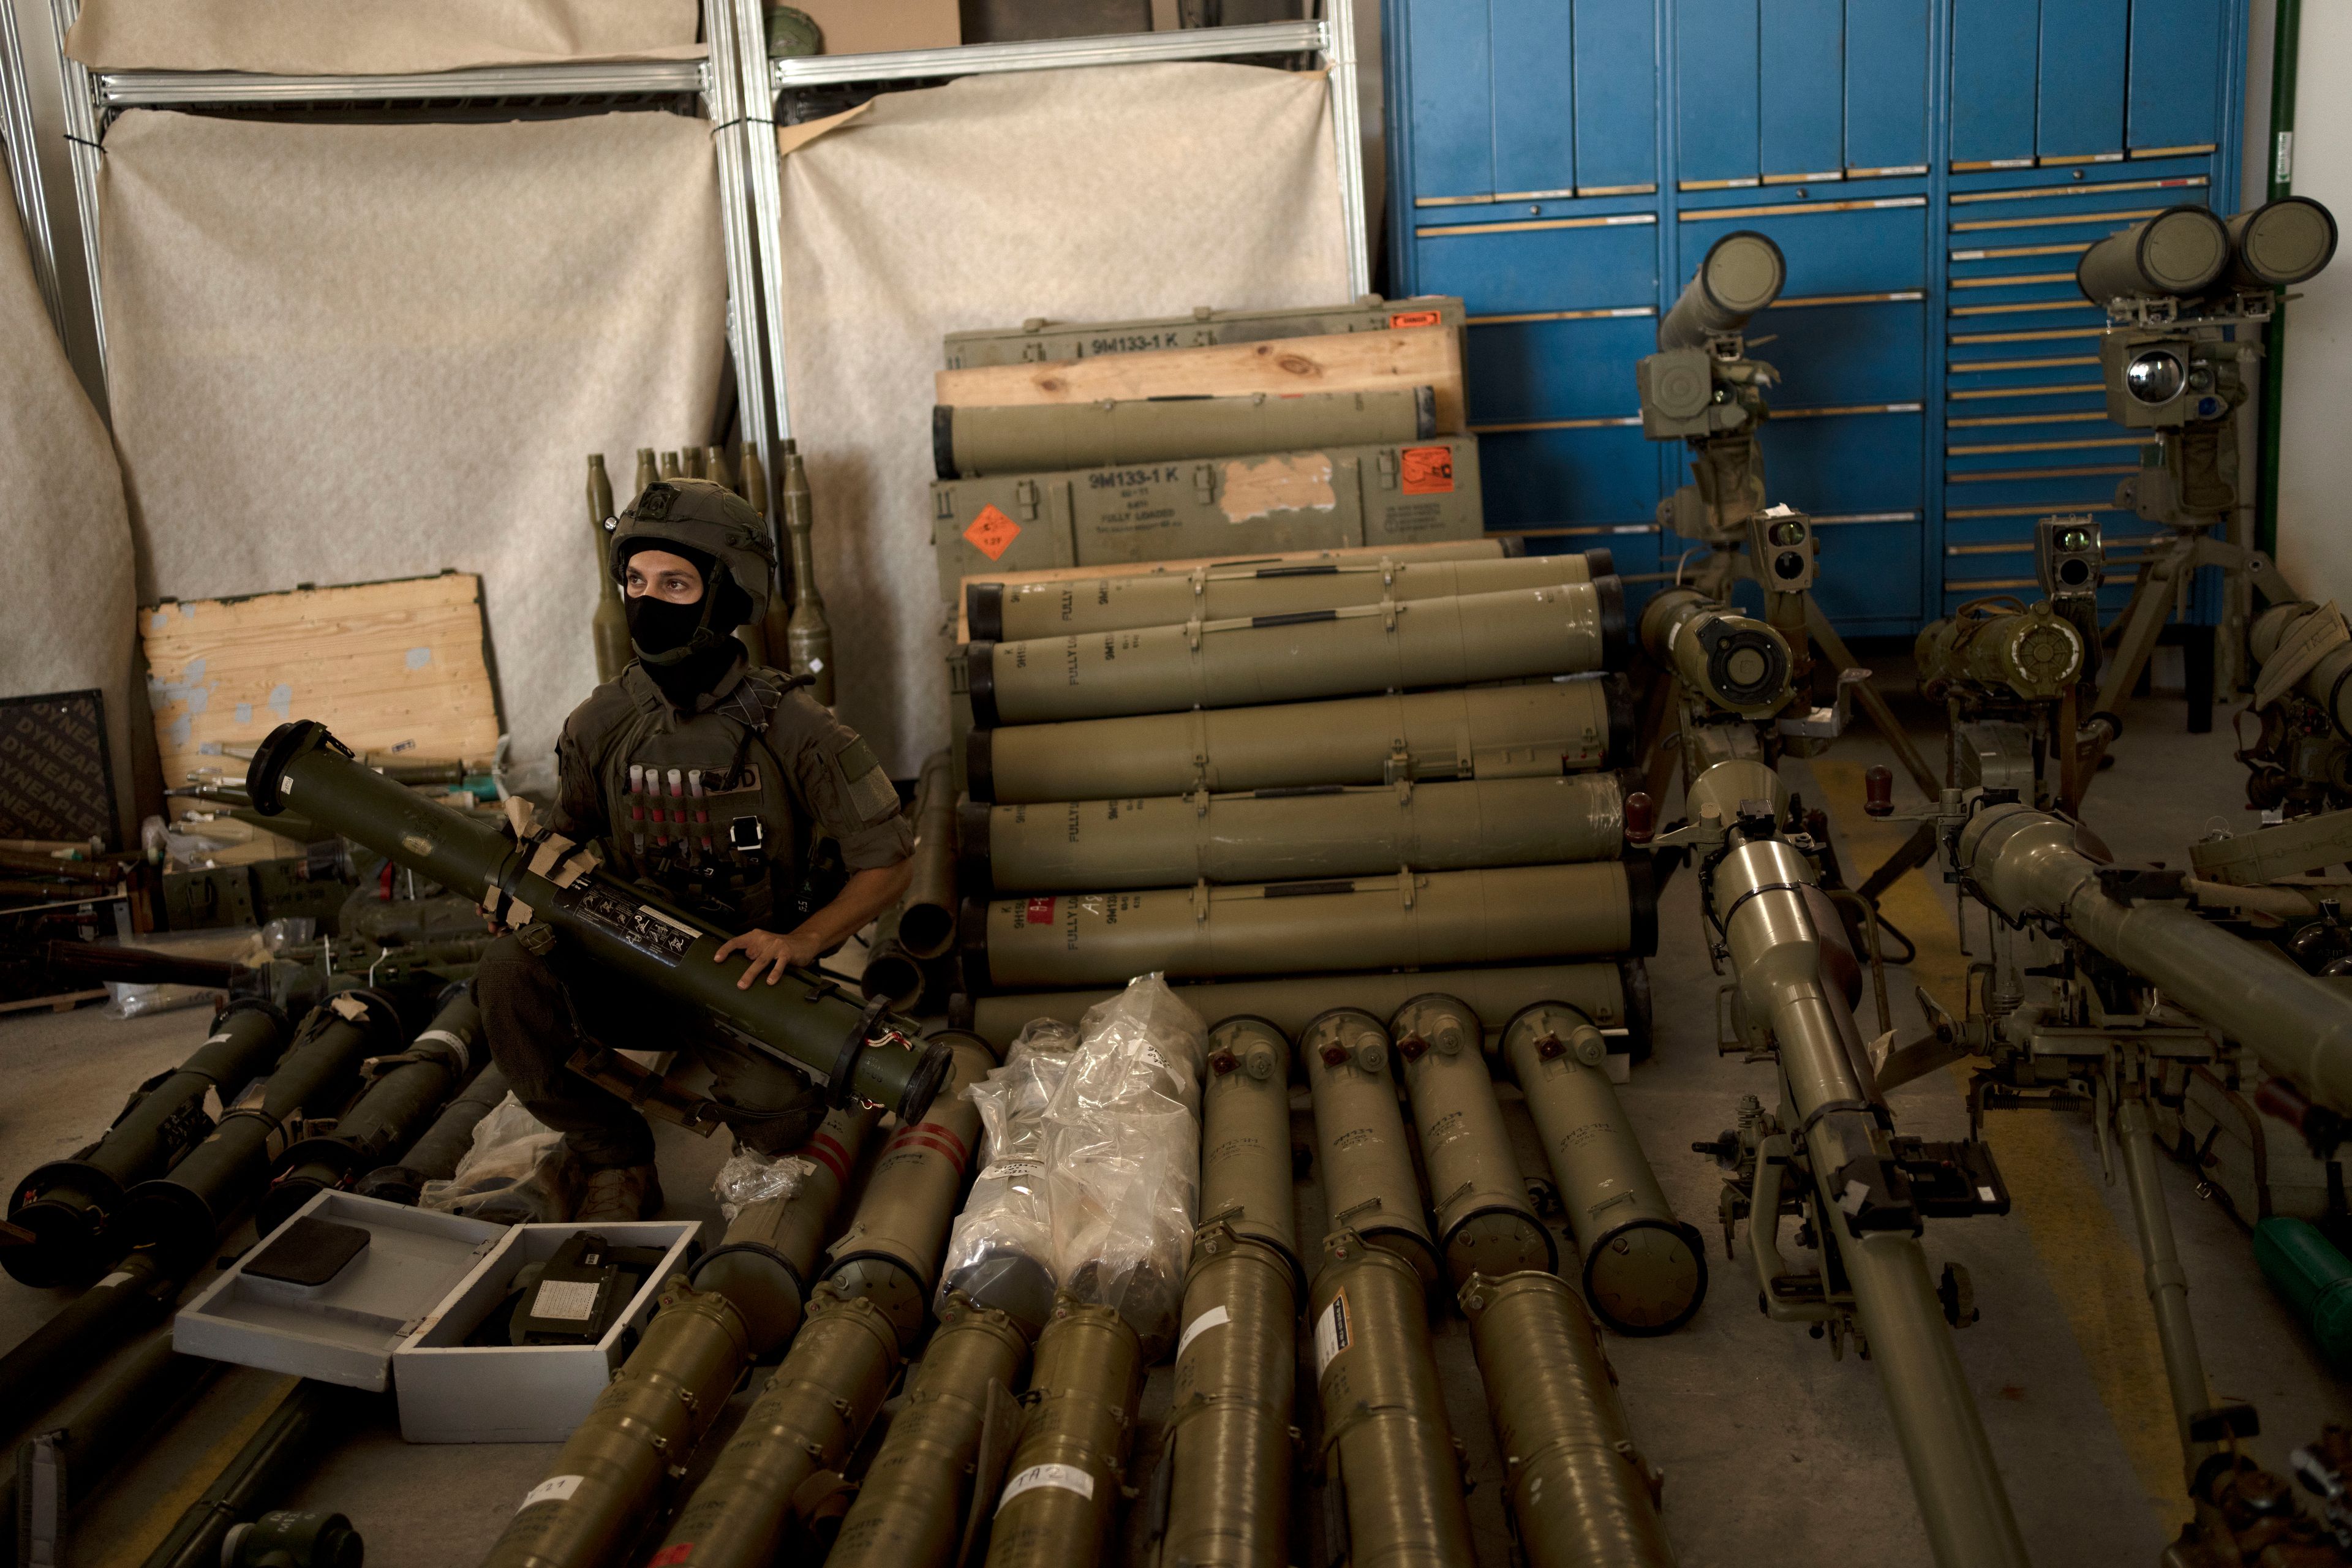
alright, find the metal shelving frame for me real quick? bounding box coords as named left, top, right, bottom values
left=8, top=0, right=779, bottom=505
left=736, top=0, right=1373, bottom=448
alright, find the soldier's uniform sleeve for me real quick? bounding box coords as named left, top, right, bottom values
left=547, top=712, right=611, bottom=844
left=773, top=691, right=913, bottom=872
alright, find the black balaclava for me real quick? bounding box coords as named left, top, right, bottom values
left=622, top=540, right=753, bottom=701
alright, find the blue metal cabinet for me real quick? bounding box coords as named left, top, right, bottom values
left=1949, top=0, right=2039, bottom=168
left=2038, top=0, right=2130, bottom=160
left=1482, top=426, right=1669, bottom=528
left=1574, top=2, right=1659, bottom=192
left=1676, top=0, right=1760, bottom=186
left=1385, top=0, right=2248, bottom=636
left=1760, top=0, right=1844, bottom=179
left=2128, top=0, right=2225, bottom=153
left=1467, top=314, right=1662, bottom=423
left=1845, top=0, right=1930, bottom=173
left=1493, top=0, right=1579, bottom=196
left=1414, top=214, right=1659, bottom=314
left=1405, top=0, right=1494, bottom=201
left=1757, top=300, right=1928, bottom=405
left=1678, top=198, right=1929, bottom=293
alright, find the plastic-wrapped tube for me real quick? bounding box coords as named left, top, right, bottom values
left=939, top=1020, right=1079, bottom=1338
left=1041, top=976, right=1207, bottom=1358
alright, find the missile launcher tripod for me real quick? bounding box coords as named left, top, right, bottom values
left=1869, top=788, right=2352, bottom=1565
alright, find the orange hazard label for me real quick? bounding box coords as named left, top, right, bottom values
left=1024, top=896, right=1055, bottom=925
left=1401, top=447, right=1455, bottom=494
left=649, top=1548, right=693, bottom=1567
left=1389, top=309, right=1442, bottom=328
left=964, top=504, right=1021, bottom=561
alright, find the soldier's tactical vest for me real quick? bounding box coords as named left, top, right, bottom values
left=597, top=671, right=845, bottom=929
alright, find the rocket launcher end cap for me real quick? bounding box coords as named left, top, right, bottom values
left=965, top=643, right=1001, bottom=729
left=1594, top=574, right=1629, bottom=672
left=1604, top=675, right=1637, bottom=769
left=965, top=580, right=1006, bottom=644
left=956, top=799, right=994, bottom=898
left=1581, top=1218, right=1709, bottom=1336
left=1625, top=855, right=1660, bottom=958
left=220, top=993, right=292, bottom=1032
left=246, top=719, right=347, bottom=816
left=1583, top=545, right=1616, bottom=579
left=965, top=728, right=996, bottom=805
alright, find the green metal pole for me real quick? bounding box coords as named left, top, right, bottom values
left=2256, top=0, right=2302, bottom=560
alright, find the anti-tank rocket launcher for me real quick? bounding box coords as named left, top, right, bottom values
left=245, top=720, right=952, bottom=1131
left=1643, top=758, right=2030, bottom=1568
left=1866, top=793, right=2352, bottom=1562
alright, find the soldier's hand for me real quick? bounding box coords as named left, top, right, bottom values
left=712, top=927, right=824, bottom=989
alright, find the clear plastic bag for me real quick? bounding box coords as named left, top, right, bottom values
left=419, top=1094, right=569, bottom=1223
left=712, top=1147, right=815, bottom=1222
left=104, top=982, right=222, bottom=1019
left=1042, top=975, right=1206, bottom=1355
left=935, top=1016, right=1079, bottom=1334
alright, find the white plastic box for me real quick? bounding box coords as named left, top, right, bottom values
left=175, top=1190, right=700, bottom=1444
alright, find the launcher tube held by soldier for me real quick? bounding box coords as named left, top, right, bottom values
left=249, top=479, right=933, bottom=1226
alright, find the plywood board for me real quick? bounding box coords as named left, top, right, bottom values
left=143, top=572, right=500, bottom=796
left=934, top=326, right=1466, bottom=434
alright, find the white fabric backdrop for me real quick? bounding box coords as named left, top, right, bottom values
left=66, top=0, right=701, bottom=74
left=770, top=62, right=1353, bottom=775
left=99, top=110, right=729, bottom=783
left=0, top=208, right=140, bottom=840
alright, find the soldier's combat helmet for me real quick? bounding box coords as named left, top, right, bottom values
left=606, top=478, right=777, bottom=666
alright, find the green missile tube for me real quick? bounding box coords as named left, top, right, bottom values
left=968, top=544, right=1601, bottom=643
left=963, top=961, right=1636, bottom=1057
left=1502, top=1001, right=1705, bottom=1335
left=971, top=675, right=1626, bottom=805
left=1458, top=1271, right=1679, bottom=1568
left=935, top=387, right=1435, bottom=478
left=354, top=1061, right=508, bottom=1205
left=859, top=903, right=927, bottom=1012
left=6, top=997, right=288, bottom=1287
left=1706, top=763, right=2028, bottom=1567
left=901, top=749, right=960, bottom=959
left=827, top=1031, right=1001, bottom=1348
left=1200, top=1017, right=1302, bottom=1275
left=1959, top=802, right=2352, bottom=1115
left=963, top=773, right=1624, bottom=894
left=983, top=1295, right=1145, bottom=1568
left=246, top=720, right=951, bottom=1126
left=1309, top=1231, right=1475, bottom=1567
left=650, top=1289, right=902, bottom=1568
left=823, top=1293, right=1032, bottom=1568
left=1161, top=1224, right=1297, bottom=1568
left=1637, top=587, right=1794, bottom=719
left=2076, top=204, right=2231, bottom=301
left=118, top=992, right=399, bottom=1272
left=1657, top=230, right=1785, bottom=352
left=1390, top=995, right=1556, bottom=1287
left=481, top=1282, right=754, bottom=1568
left=0, top=1248, right=183, bottom=1422
left=968, top=861, right=1653, bottom=991
left=256, top=984, right=483, bottom=1235
left=1301, top=1009, right=1439, bottom=1290
left=1915, top=600, right=2083, bottom=704
left=691, top=1103, right=879, bottom=1352
left=2253, top=1216, right=2352, bottom=1370
left=968, top=576, right=1624, bottom=727
left=2222, top=196, right=2339, bottom=290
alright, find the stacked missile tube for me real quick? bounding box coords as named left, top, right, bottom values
left=952, top=530, right=1656, bottom=1042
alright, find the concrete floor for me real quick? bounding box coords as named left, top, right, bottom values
left=2, top=653, right=2346, bottom=1568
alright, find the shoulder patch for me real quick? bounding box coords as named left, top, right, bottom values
left=832, top=736, right=900, bottom=823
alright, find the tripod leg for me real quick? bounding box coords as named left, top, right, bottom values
left=1803, top=596, right=1942, bottom=799
left=2116, top=1092, right=2218, bottom=1487
left=2184, top=624, right=2215, bottom=734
